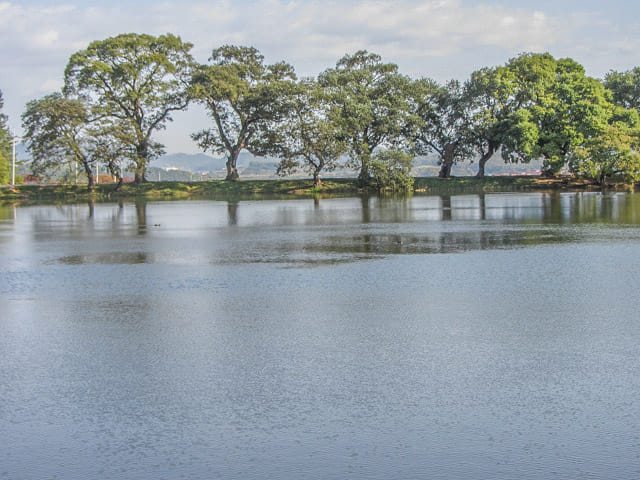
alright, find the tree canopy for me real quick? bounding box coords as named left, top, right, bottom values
left=495, top=54, right=622, bottom=177
left=464, top=65, right=523, bottom=178
left=12, top=33, right=640, bottom=189
left=64, top=33, right=194, bottom=183
left=319, top=50, right=414, bottom=186
left=410, top=78, right=474, bottom=178
left=605, top=68, right=640, bottom=112
left=266, top=79, right=347, bottom=186
left=190, top=45, right=297, bottom=181
left=22, top=93, right=115, bottom=191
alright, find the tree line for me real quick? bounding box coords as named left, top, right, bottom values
left=6, top=33, right=640, bottom=191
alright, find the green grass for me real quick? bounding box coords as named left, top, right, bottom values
left=1, top=175, right=632, bottom=204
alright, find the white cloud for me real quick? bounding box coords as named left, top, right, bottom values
left=1, top=0, right=639, bottom=151
left=38, top=77, right=63, bottom=92
left=32, top=30, right=59, bottom=48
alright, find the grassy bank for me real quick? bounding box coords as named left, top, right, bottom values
left=0, top=175, right=634, bottom=204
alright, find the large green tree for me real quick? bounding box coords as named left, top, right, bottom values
left=21, top=92, right=124, bottom=192
left=410, top=78, right=474, bottom=178
left=191, top=45, right=297, bottom=181
left=464, top=65, right=527, bottom=177
left=64, top=33, right=194, bottom=183
left=0, top=90, right=12, bottom=184
left=318, top=51, right=414, bottom=186
left=499, top=54, right=615, bottom=177
left=536, top=59, right=611, bottom=176
left=569, top=123, right=640, bottom=185
left=465, top=54, right=569, bottom=177
left=267, top=79, right=347, bottom=186
left=466, top=53, right=560, bottom=177
left=568, top=103, right=640, bottom=184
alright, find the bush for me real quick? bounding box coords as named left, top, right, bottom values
left=369, top=150, right=414, bottom=192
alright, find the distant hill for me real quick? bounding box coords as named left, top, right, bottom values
left=153, top=153, right=225, bottom=172
left=154, top=152, right=543, bottom=178
left=412, top=154, right=543, bottom=176
left=15, top=143, right=544, bottom=179
left=154, top=151, right=276, bottom=173
left=241, top=161, right=279, bottom=177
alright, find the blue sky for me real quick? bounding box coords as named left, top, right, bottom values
left=2, top=0, right=639, bottom=153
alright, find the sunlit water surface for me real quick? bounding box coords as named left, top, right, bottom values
left=1, top=193, right=640, bottom=479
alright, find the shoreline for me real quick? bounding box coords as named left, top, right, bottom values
left=0, top=176, right=635, bottom=204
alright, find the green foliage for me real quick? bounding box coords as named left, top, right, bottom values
left=0, top=152, right=8, bottom=185
left=605, top=68, right=640, bottom=112
left=64, top=33, right=194, bottom=183
left=464, top=64, right=527, bottom=176
left=501, top=108, right=539, bottom=160
left=569, top=111, right=640, bottom=184
left=319, top=50, right=414, bottom=185
left=21, top=92, right=128, bottom=191
left=501, top=53, right=615, bottom=176
left=369, top=149, right=414, bottom=192
left=190, top=45, right=297, bottom=181
left=0, top=90, right=12, bottom=184
left=268, top=79, right=347, bottom=186
left=410, top=78, right=473, bottom=178
left=14, top=34, right=640, bottom=192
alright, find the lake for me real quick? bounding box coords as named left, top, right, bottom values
left=1, top=192, right=640, bottom=479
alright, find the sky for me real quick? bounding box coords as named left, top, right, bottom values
left=1, top=0, right=639, bottom=154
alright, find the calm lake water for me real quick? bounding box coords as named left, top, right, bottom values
left=1, top=192, right=640, bottom=479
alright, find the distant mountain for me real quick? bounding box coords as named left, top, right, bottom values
left=15, top=143, right=544, bottom=178
left=154, top=151, right=277, bottom=172
left=153, top=153, right=225, bottom=172
left=242, top=161, right=279, bottom=177
left=412, top=154, right=543, bottom=176
left=236, top=151, right=277, bottom=168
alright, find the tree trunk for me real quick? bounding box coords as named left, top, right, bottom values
left=438, top=143, right=457, bottom=178
left=438, top=162, right=451, bottom=178
left=357, top=161, right=371, bottom=188
left=83, top=161, right=94, bottom=193
left=108, top=163, right=124, bottom=192
left=598, top=171, right=607, bottom=187
left=225, top=149, right=240, bottom=181
left=313, top=171, right=322, bottom=187
left=475, top=146, right=495, bottom=178
left=134, top=162, right=147, bottom=184
left=135, top=141, right=149, bottom=184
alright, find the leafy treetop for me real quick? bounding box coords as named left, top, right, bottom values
left=64, top=33, right=194, bottom=183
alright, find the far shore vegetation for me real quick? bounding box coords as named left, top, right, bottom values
left=4, top=33, right=640, bottom=197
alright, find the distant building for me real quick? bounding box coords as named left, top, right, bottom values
left=22, top=174, right=42, bottom=184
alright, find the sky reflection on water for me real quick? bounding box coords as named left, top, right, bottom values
left=1, top=192, right=640, bottom=480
